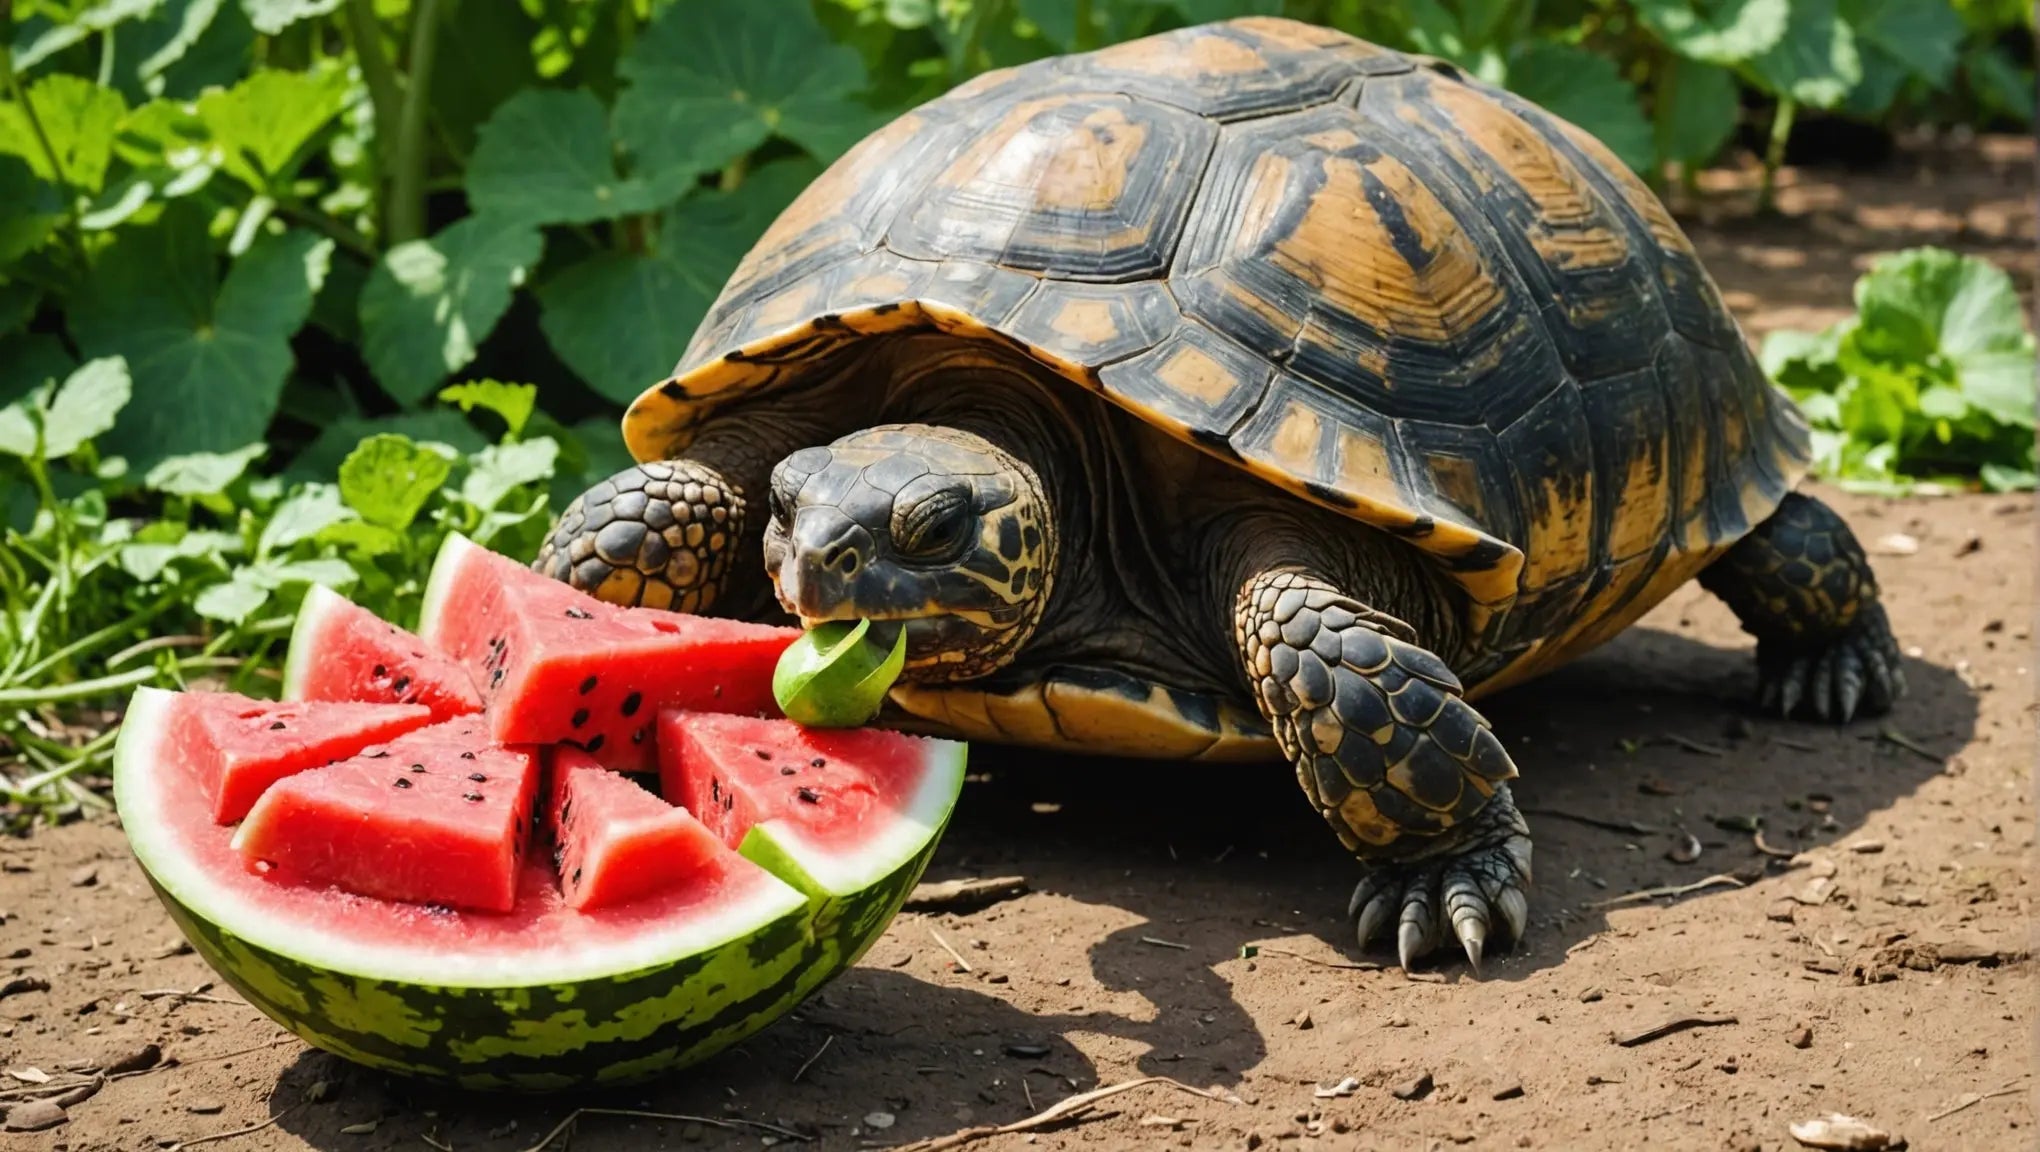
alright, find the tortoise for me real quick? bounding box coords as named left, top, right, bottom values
left=538, top=16, right=1905, bottom=971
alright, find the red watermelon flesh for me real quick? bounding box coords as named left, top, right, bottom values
left=659, top=710, right=941, bottom=858
left=172, top=691, right=435, bottom=824
left=233, top=720, right=540, bottom=913
left=419, top=533, right=798, bottom=771
left=549, top=750, right=732, bottom=911
left=282, top=584, right=483, bottom=722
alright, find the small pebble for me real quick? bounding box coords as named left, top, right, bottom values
left=184, top=1098, right=225, bottom=1115
left=1578, top=987, right=1604, bottom=1003
left=1292, top=1010, right=1313, bottom=1030
left=1847, top=840, right=1885, bottom=854
left=1387, top=1014, right=1411, bottom=1028
left=1391, top=1072, right=1433, bottom=1101
left=68, top=865, right=98, bottom=888
left=1492, top=1080, right=1524, bottom=1101
left=4, top=1100, right=66, bottom=1131
left=863, top=1112, right=896, bottom=1130
left=1789, top=1026, right=1814, bottom=1049
left=103, top=1043, right=161, bottom=1075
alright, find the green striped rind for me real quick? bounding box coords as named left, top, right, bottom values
left=277, top=583, right=345, bottom=702
left=116, top=687, right=970, bottom=1090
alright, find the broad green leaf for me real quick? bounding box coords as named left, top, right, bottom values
left=239, top=0, right=342, bottom=34
left=438, top=379, right=537, bottom=437
left=287, top=409, right=487, bottom=480
left=126, top=0, right=254, bottom=102
left=0, top=157, right=64, bottom=267
left=615, top=0, right=870, bottom=184
left=1505, top=42, right=1656, bottom=172
left=0, top=284, right=37, bottom=338
left=1964, top=44, right=2035, bottom=124
left=1844, top=0, right=1962, bottom=85
left=462, top=437, right=559, bottom=514
left=1980, top=463, right=2037, bottom=492
left=12, top=0, right=161, bottom=70
left=42, top=357, right=133, bottom=459
left=253, top=557, right=359, bottom=588
left=1916, top=383, right=1968, bottom=421
left=145, top=443, right=266, bottom=495
left=1169, top=0, right=1280, bottom=23
left=196, top=66, right=349, bottom=191
left=429, top=0, right=540, bottom=156
left=0, top=74, right=127, bottom=193
left=318, top=518, right=405, bottom=556
left=466, top=89, right=678, bottom=225
left=358, top=214, right=545, bottom=405
left=1656, top=58, right=1741, bottom=165
left=259, top=482, right=356, bottom=554
left=1853, top=247, right=2029, bottom=363
left=1634, top=0, right=1788, bottom=65
left=0, top=396, right=37, bottom=459
left=338, top=433, right=454, bottom=530
left=113, top=98, right=215, bottom=171
left=1746, top=0, right=1862, bottom=108
left=72, top=208, right=334, bottom=464
left=1954, top=348, right=2036, bottom=429
left=1019, top=0, right=1165, bottom=53
left=0, top=334, right=75, bottom=408
left=538, top=160, right=818, bottom=401
left=194, top=573, right=271, bottom=622
left=1390, top=0, right=1466, bottom=60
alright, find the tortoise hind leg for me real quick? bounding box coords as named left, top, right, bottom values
left=1698, top=492, right=1906, bottom=722
left=1236, top=569, right=1531, bottom=972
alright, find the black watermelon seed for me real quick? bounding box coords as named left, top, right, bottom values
left=754, top=749, right=771, bottom=760
left=712, top=685, right=723, bottom=698
left=711, top=779, right=721, bottom=802
left=393, top=778, right=413, bottom=789
left=565, top=608, right=593, bottom=620
left=632, top=726, right=649, bottom=745
left=779, top=766, right=796, bottom=776
left=723, top=794, right=733, bottom=811
left=464, top=792, right=483, bottom=802
left=580, top=675, right=598, bottom=695
left=460, top=751, right=476, bottom=760
left=810, top=757, right=826, bottom=769
left=621, top=692, right=642, bottom=716
left=372, top=664, right=387, bottom=678
left=468, top=772, right=488, bottom=782
left=561, top=801, right=573, bottom=826
left=268, top=721, right=287, bottom=730
left=409, top=764, right=426, bottom=773
left=391, top=676, right=411, bottom=694
left=368, top=751, right=389, bottom=759
left=585, top=735, right=605, bottom=754
left=571, top=708, right=590, bottom=728
left=797, top=787, right=820, bottom=803
left=571, top=867, right=583, bottom=885
left=491, top=669, right=504, bottom=685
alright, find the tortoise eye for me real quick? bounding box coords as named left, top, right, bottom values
left=893, top=488, right=973, bottom=562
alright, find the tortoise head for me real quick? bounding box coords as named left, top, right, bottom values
left=762, top=425, right=1056, bottom=683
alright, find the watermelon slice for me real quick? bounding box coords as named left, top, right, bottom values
left=233, top=721, right=541, bottom=913
left=419, top=532, right=798, bottom=770
left=282, top=584, right=483, bottom=721
left=549, top=750, right=729, bottom=911
left=164, top=691, right=434, bottom=824
left=114, top=679, right=967, bottom=1089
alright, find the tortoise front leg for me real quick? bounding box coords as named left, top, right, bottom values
left=1235, top=568, right=1531, bottom=972
left=537, top=405, right=855, bottom=618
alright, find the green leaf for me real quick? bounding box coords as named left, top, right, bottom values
left=1634, top=0, right=1788, bottom=65
left=1018, top=0, right=1166, bottom=53
left=288, top=411, right=487, bottom=482
left=338, top=434, right=454, bottom=530
left=358, top=214, right=545, bottom=405
left=194, top=573, right=271, bottom=622
left=1979, top=463, right=2036, bottom=492
left=72, top=208, right=332, bottom=466
left=42, top=357, right=133, bottom=459
left=1954, top=348, right=2036, bottom=429
left=1964, top=44, right=2035, bottom=124
left=466, top=89, right=679, bottom=226
left=1746, top=0, right=1862, bottom=108
left=0, top=156, right=64, bottom=267
left=125, top=0, right=254, bottom=102
left=0, top=334, right=75, bottom=409
left=259, top=483, right=356, bottom=554
left=11, top=0, right=161, bottom=71
left=1169, top=0, right=1280, bottom=23
left=538, top=160, right=817, bottom=401
left=772, top=618, right=908, bottom=727
left=615, top=0, right=871, bottom=183
left=238, top=0, right=342, bottom=35
left=428, top=0, right=540, bottom=157
left=1656, top=58, right=1741, bottom=165
left=462, top=437, right=559, bottom=514
left=253, top=557, right=359, bottom=588
left=0, top=284, right=37, bottom=338
left=1844, top=0, right=1963, bottom=86
left=0, top=74, right=127, bottom=194
left=196, top=66, right=349, bottom=191
left=438, top=379, right=537, bottom=438
left=1505, top=42, right=1657, bottom=172
left=0, top=396, right=37, bottom=459
left=317, top=518, right=405, bottom=557
left=1854, top=247, right=2030, bottom=362
left=145, top=443, right=267, bottom=495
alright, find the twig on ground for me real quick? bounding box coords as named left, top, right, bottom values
left=895, top=1077, right=1238, bottom=1152
left=904, top=876, right=1029, bottom=912
left=1524, top=807, right=1661, bottom=835
left=1927, top=1084, right=2026, bottom=1122
left=1752, top=830, right=1796, bottom=858
left=1244, top=944, right=1381, bottom=971
left=1659, top=734, right=1726, bottom=757
left=927, top=926, right=973, bottom=972
left=518, top=1107, right=807, bottom=1151
left=1878, top=725, right=1943, bottom=764
left=139, top=987, right=249, bottom=1007
left=792, top=1035, right=833, bottom=1084
left=1589, top=873, right=1744, bottom=908
left=1613, top=1014, right=1738, bottom=1047
left=180, top=1035, right=301, bottom=1066
left=1139, top=936, right=1189, bottom=951
left=171, top=1104, right=300, bottom=1150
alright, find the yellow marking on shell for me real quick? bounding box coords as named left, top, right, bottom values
left=1092, top=29, right=1267, bottom=77
left=1331, top=421, right=1396, bottom=494
left=887, top=682, right=1275, bottom=762
left=1608, top=433, right=1673, bottom=562
left=1038, top=105, right=1148, bottom=213
left=1154, top=341, right=1246, bottom=407
left=1519, top=472, right=1595, bottom=587
left=1234, top=15, right=1374, bottom=52
left=1269, top=401, right=1324, bottom=475
left=1423, top=451, right=1485, bottom=527
left=1301, top=127, right=1363, bottom=152
left=947, top=65, right=1020, bottom=102
left=1270, top=152, right=1502, bottom=345
left=1547, top=116, right=1695, bottom=260
left=1051, top=298, right=1121, bottom=345
left=1337, top=789, right=1404, bottom=847
left=1429, top=82, right=1625, bottom=272
left=848, top=272, right=916, bottom=301
left=752, top=279, right=823, bottom=332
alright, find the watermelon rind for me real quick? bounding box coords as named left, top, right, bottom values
left=113, top=685, right=966, bottom=1089
left=277, top=583, right=346, bottom=703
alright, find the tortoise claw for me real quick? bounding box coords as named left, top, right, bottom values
left=1346, top=785, right=1533, bottom=973
left=1755, top=602, right=1904, bottom=724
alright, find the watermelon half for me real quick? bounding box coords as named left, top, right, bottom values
left=115, top=560, right=967, bottom=1089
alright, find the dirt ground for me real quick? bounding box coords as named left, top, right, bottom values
left=3, top=134, right=2034, bottom=1152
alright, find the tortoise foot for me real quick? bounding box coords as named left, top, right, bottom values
left=1348, top=784, right=1532, bottom=974
left=1756, top=601, right=1906, bottom=723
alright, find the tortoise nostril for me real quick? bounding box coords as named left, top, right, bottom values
left=824, top=544, right=860, bottom=574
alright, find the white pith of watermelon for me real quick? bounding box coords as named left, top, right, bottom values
left=281, top=584, right=483, bottom=721
left=417, top=533, right=798, bottom=771
left=550, top=749, right=733, bottom=912
left=170, top=691, right=435, bottom=824
left=233, top=722, right=543, bottom=914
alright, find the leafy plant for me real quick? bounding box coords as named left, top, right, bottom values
left=1763, top=247, right=2036, bottom=494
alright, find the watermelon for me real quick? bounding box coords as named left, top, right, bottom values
left=165, top=691, right=434, bottom=824
left=418, top=532, right=798, bottom=771
left=114, top=680, right=967, bottom=1088
left=550, top=749, right=733, bottom=911
left=281, top=584, right=483, bottom=721
left=233, top=720, right=542, bottom=913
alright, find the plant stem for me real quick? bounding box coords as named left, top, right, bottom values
left=342, top=0, right=405, bottom=176
left=12, top=597, right=172, bottom=686
left=1759, top=96, right=1796, bottom=215
left=717, top=155, right=748, bottom=193
left=0, top=656, right=244, bottom=707
left=0, top=45, right=90, bottom=269
left=272, top=200, right=378, bottom=260
left=386, top=0, right=443, bottom=245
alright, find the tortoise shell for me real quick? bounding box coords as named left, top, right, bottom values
left=621, top=16, right=1812, bottom=695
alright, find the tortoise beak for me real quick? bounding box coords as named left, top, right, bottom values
left=773, top=507, right=872, bottom=621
